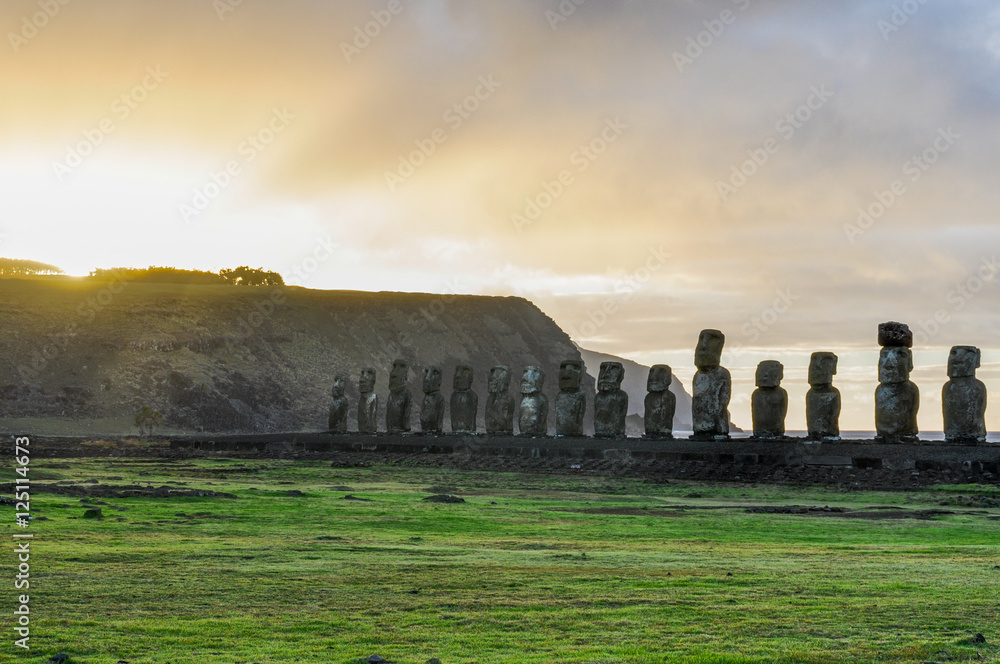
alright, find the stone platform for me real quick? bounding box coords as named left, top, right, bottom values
left=167, top=432, right=1000, bottom=475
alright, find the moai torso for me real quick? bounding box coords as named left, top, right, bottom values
left=450, top=365, right=478, bottom=433
left=692, top=368, right=731, bottom=437
left=485, top=365, right=515, bottom=435
left=328, top=374, right=349, bottom=433
left=419, top=366, right=445, bottom=434
left=691, top=330, right=731, bottom=440
left=594, top=361, right=627, bottom=438
left=875, top=381, right=919, bottom=439
left=555, top=360, right=586, bottom=437
left=943, top=346, right=987, bottom=444
left=386, top=360, right=412, bottom=433
left=751, top=360, right=787, bottom=439
left=357, top=367, right=379, bottom=433
left=806, top=352, right=841, bottom=440
left=518, top=366, right=548, bottom=436
left=644, top=364, right=675, bottom=439
left=875, top=323, right=918, bottom=442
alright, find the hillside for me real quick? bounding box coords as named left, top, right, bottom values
left=0, top=279, right=593, bottom=434
left=576, top=346, right=694, bottom=435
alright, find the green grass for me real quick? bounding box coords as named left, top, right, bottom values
left=3, top=459, right=999, bottom=663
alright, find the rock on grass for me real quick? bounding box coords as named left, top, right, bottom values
left=423, top=494, right=465, bottom=503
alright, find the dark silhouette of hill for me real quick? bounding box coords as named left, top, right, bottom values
left=576, top=346, right=693, bottom=435
left=0, top=280, right=591, bottom=433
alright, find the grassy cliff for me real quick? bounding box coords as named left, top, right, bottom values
left=0, top=278, right=592, bottom=434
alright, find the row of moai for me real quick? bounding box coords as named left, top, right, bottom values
left=328, top=359, right=673, bottom=438
left=691, top=322, right=987, bottom=444
left=327, top=321, right=988, bottom=443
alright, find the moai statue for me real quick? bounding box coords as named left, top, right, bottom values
left=385, top=359, right=412, bottom=433
left=328, top=373, right=349, bottom=433
left=875, top=321, right=919, bottom=442
left=806, top=352, right=841, bottom=441
left=450, top=365, right=478, bottom=434
left=419, top=366, right=445, bottom=434
left=943, top=345, right=987, bottom=444
left=594, top=361, right=628, bottom=438
left=518, top=366, right=548, bottom=436
left=485, top=365, right=515, bottom=435
left=751, top=360, right=787, bottom=439
left=555, top=360, right=586, bottom=437
left=644, top=364, right=676, bottom=440
left=691, top=329, right=731, bottom=441
left=357, top=367, right=378, bottom=433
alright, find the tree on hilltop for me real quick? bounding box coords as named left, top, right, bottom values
left=86, top=265, right=285, bottom=286
left=89, top=267, right=226, bottom=285
left=219, top=266, right=285, bottom=286
left=0, top=258, right=64, bottom=276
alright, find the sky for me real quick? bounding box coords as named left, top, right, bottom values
left=2, top=0, right=999, bottom=431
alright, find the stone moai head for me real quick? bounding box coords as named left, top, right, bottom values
left=559, top=360, right=583, bottom=391
left=520, top=366, right=545, bottom=395
left=389, top=360, right=409, bottom=391
left=695, top=329, right=725, bottom=369
left=359, top=367, right=376, bottom=394
left=878, top=346, right=913, bottom=384
left=755, top=360, right=784, bottom=388
left=808, top=352, right=838, bottom=386
left=423, top=366, right=442, bottom=394
left=878, top=321, right=913, bottom=348
left=453, top=365, right=474, bottom=391
left=489, top=365, right=511, bottom=394
left=948, top=346, right=981, bottom=378
left=332, top=374, right=347, bottom=398
left=598, top=362, right=625, bottom=392
left=647, top=365, right=672, bottom=392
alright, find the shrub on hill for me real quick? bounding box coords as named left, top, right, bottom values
left=88, top=266, right=284, bottom=286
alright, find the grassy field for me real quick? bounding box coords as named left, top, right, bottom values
left=4, top=458, right=1000, bottom=663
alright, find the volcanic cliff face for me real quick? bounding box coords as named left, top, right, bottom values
left=0, top=279, right=593, bottom=433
